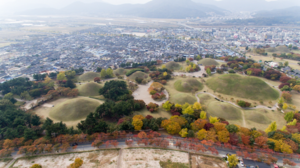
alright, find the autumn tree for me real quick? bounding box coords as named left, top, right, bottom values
left=225, top=124, right=238, bottom=133
left=69, top=158, right=83, bottom=168
left=193, top=102, right=202, bottom=111
left=191, top=119, right=207, bottom=131
left=179, top=128, right=188, bottom=138
left=265, top=122, right=277, bottom=133
left=209, top=116, right=219, bottom=124
left=228, top=154, right=239, bottom=168
left=94, top=77, right=101, bottom=83
left=200, top=111, right=207, bottom=119
left=217, top=130, right=230, bottom=143
left=255, top=136, right=268, bottom=148
left=30, top=164, right=42, bottom=168
left=293, top=85, right=300, bottom=92
left=214, top=123, right=226, bottom=132
left=281, top=91, right=292, bottom=101
left=284, top=111, right=294, bottom=122
left=182, top=105, right=194, bottom=115
left=166, top=121, right=181, bottom=135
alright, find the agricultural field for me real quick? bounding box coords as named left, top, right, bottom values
left=33, top=97, right=103, bottom=127
left=198, top=58, right=219, bottom=66
left=12, top=149, right=119, bottom=168
left=78, top=72, right=101, bottom=82
left=206, top=74, right=279, bottom=101
left=191, top=155, right=227, bottom=168
left=121, top=148, right=189, bottom=168
left=77, top=82, right=103, bottom=97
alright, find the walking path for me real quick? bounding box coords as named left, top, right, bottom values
left=116, top=148, right=123, bottom=168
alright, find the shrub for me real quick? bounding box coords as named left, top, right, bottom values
left=150, top=90, right=157, bottom=95
left=282, top=91, right=292, bottom=101
left=237, top=100, right=251, bottom=107
left=229, top=69, right=235, bottom=73
left=147, top=102, right=159, bottom=112
left=135, top=77, right=143, bottom=84
left=160, top=80, right=167, bottom=85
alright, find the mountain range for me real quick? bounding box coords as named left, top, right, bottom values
left=16, top=0, right=228, bottom=19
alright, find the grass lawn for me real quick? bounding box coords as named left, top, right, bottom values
left=133, top=107, right=172, bottom=119
left=164, top=76, right=198, bottom=105
left=174, top=78, right=203, bottom=93
left=78, top=72, right=100, bottom=82
left=291, top=91, right=300, bottom=110
left=206, top=74, right=279, bottom=101
left=49, top=97, right=103, bottom=121
left=77, top=82, right=103, bottom=97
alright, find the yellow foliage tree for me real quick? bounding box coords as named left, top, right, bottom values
left=30, top=164, right=42, bottom=168
left=265, top=121, right=277, bottom=133
left=193, top=102, right=202, bottom=110
left=57, top=71, right=66, bottom=81
left=196, top=129, right=207, bottom=140
left=228, top=154, right=239, bottom=168
left=280, top=141, right=293, bottom=154
left=132, top=119, right=143, bottom=131
left=214, top=123, right=226, bottom=132
left=182, top=105, right=194, bottom=115
left=293, top=85, right=300, bottom=92
left=69, top=158, right=83, bottom=168
left=163, top=72, right=168, bottom=76
left=200, top=111, right=207, bottom=119
left=175, top=104, right=182, bottom=108
left=43, top=76, right=52, bottom=84
left=161, top=119, right=172, bottom=129
left=281, top=126, right=287, bottom=132
left=191, top=119, right=207, bottom=131
left=217, top=130, right=230, bottom=143
left=182, top=103, right=190, bottom=111
left=162, top=65, right=167, bottom=69
left=283, top=103, right=288, bottom=110
left=206, top=130, right=217, bottom=142
left=170, top=115, right=187, bottom=126
left=209, top=116, right=219, bottom=124
left=292, top=133, right=300, bottom=143
left=166, top=121, right=181, bottom=135
left=268, top=139, right=281, bottom=152
left=132, top=115, right=145, bottom=121
left=287, top=119, right=297, bottom=126
left=179, top=128, right=188, bottom=138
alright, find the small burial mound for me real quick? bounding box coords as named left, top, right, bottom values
left=206, top=74, right=279, bottom=100
left=78, top=72, right=100, bottom=82
left=165, top=61, right=181, bottom=70
left=49, top=97, right=103, bottom=121
left=198, top=58, right=219, bottom=66
left=170, top=93, right=197, bottom=105
left=207, top=101, right=242, bottom=120
left=114, top=68, right=128, bottom=76
left=266, top=45, right=290, bottom=53
left=174, top=79, right=203, bottom=92
left=77, top=82, right=103, bottom=97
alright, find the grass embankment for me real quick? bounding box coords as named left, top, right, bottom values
left=77, top=82, right=103, bottom=97
left=164, top=77, right=197, bottom=105
left=49, top=97, right=103, bottom=121
left=78, top=72, right=100, bottom=82
left=164, top=61, right=181, bottom=70
left=198, top=58, right=219, bottom=66
left=206, top=74, right=279, bottom=101
left=174, top=78, right=203, bottom=93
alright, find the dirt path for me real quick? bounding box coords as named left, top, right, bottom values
left=117, top=148, right=123, bottom=168
left=132, top=81, right=169, bottom=106
left=241, top=110, right=247, bottom=127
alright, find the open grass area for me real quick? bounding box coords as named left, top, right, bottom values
left=198, top=58, right=219, bottom=66
left=49, top=97, right=103, bottom=121
left=133, top=108, right=172, bottom=119
left=77, top=82, right=102, bottom=97
left=244, top=109, right=286, bottom=130
left=114, top=68, right=128, bottom=76
left=164, top=61, right=181, bottom=70
left=164, top=77, right=198, bottom=105
left=78, top=72, right=100, bottom=82
left=206, top=74, right=279, bottom=101
left=291, top=91, right=300, bottom=110
left=174, top=78, right=203, bottom=93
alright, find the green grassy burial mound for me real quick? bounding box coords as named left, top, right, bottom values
left=174, top=78, right=203, bottom=92
left=77, top=82, right=103, bottom=97
left=198, top=58, right=219, bottom=66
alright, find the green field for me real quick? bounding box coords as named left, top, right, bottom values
left=78, top=72, right=100, bottom=82
left=165, top=61, right=181, bottom=70
left=77, top=82, right=103, bottom=97
left=49, top=97, right=103, bottom=121
left=174, top=78, right=203, bottom=93
left=198, top=58, right=219, bottom=66
left=206, top=74, right=279, bottom=101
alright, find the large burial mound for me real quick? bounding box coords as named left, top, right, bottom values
left=198, top=58, right=219, bottom=66
left=128, top=71, right=149, bottom=80
left=114, top=68, right=128, bottom=76
left=78, top=72, right=100, bottom=82
left=174, top=78, right=203, bottom=92
left=77, top=82, right=103, bottom=96
left=206, top=74, right=279, bottom=100
left=165, top=61, right=181, bottom=70
left=265, top=45, right=290, bottom=53
left=49, top=97, right=103, bottom=121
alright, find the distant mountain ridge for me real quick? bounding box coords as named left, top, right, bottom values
left=17, top=0, right=228, bottom=19
left=255, top=6, right=300, bottom=18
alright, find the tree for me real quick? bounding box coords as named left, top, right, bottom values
left=100, top=69, right=106, bottom=78
left=200, top=111, right=207, bottom=119
left=57, top=72, right=66, bottom=81
left=228, top=154, right=239, bottom=168
left=284, top=111, right=294, bottom=122
left=70, top=158, right=83, bottom=168
left=30, top=164, right=42, bottom=168
left=162, top=101, right=173, bottom=111
left=43, top=76, right=52, bottom=84
left=97, top=67, right=102, bottom=72
left=255, top=136, right=268, bottom=148
left=182, top=106, right=194, bottom=115
left=193, top=102, right=202, bottom=110
left=280, top=76, right=292, bottom=83
left=281, top=91, right=292, bottom=101
left=265, top=122, right=277, bottom=133
left=282, top=103, right=288, bottom=110
left=280, top=142, right=293, bottom=154
left=226, top=124, right=238, bottom=133
left=99, top=80, right=129, bottom=101
left=196, top=129, right=207, bottom=140
left=284, top=61, right=289, bottom=67
left=293, top=85, right=300, bottom=92
left=217, top=130, right=230, bottom=143
left=94, top=77, right=101, bottom=83
left=179, top=128, right=188, bottom=138
left=166, top=121, right=181, bottom=135
left=209, top=116, right=219, bottom=124
left=106, top=68, right=114, bottom=78
left=132, top=119, right=143, bottom=131
left=206, top=68, right=211, bottom=76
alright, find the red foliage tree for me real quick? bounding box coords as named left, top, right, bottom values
left=280, top=76, right=292, bottom=83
